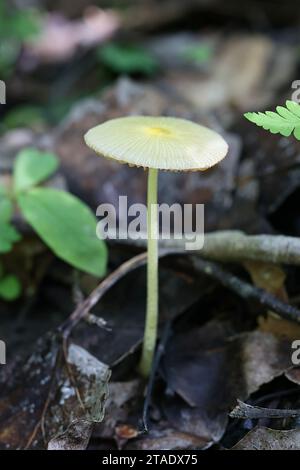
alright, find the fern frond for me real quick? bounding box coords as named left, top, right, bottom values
left=244, top=100, right=300, bottom=140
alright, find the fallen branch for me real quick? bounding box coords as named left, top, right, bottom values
left=62, top=243, right=300, bottom=326
left=230, top=399, right=300, bottom=419
left=108, top=230, right=300, bottom=266
left=191, top=257, right=300, bottom=323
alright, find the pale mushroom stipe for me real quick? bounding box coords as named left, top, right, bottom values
left=84, top=116, right=229, bottom=377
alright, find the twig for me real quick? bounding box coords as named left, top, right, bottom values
left=230, top=399, right=300, bottom=419
left=142, top=320, right=172, bottom=432
left=108, top=230, right=300, bottom=266
left=191, top=257, right=300, bottom=323
left=253, top=388, right=300, bottom=405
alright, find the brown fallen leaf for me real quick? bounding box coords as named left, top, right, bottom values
left=232, top=426, right=300, bottom=450
left=0, top=332, right=60, bottom=449
left=162, top=321, right=292, bottom=448
left=48, top=420, right=93, bottom=450
left=285, top=367, right=300, bottom=385
left=126, top=428, right=209, bottom=451
left=244, top=261, right=300, bottom=340
left=45, top=344, right=111, bottom=448
left=115, top=424, right=139, bottom=440
left=0, top=335, right=110, bottom=450
left=243, top=261, right=287, bottom=301
left=93, top=380, right=141, bottom=440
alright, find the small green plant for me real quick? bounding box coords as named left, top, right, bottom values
left=0, top=191, right=21, bottom=301
left=244, top=100, right=300, bottom=140
left=183, top=43, right=213, bottom=65
left=0, top=188, right=21, bottom=253
left=0, top=260, right=21, bottom=301
left=0, top=0, right=40, bottom=78
left=98, top=42, right=158, bottom=75
left=3, top=105, right=45, bottom=130
left=0, top=148, right=107, bottom=301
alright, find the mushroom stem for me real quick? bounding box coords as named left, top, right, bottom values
left=139, top=167, right=159, bottom=377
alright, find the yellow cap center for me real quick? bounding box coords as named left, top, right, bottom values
left=145, top=126, right=172, bottom=136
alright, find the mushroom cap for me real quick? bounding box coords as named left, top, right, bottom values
left=84, top=116, right=228, bottom=171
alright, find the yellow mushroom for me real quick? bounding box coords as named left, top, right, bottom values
left=84, top=115, right=228, bottom=377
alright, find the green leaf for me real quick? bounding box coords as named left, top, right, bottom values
left=244, top=100, right=300, bottom=140
left=98, top=43, right=158, bottom=75
left=4, top=105, right=44, bottom=130
left=18, top=188, right=107, bottom=277
left=0, top=260, right=4, bottom=278
left=183, top=44, right=213, bottom=64
left=0, top=196, right=13, bottom=223
left=0, top=2, right=40, bottom=78
left=14, top=148, right=59, bottom=192
left=0, top=274, right=21, bottom=301
left=0, top=222, right=21, bottom=253
left=0, top=191, right=21, bottom=253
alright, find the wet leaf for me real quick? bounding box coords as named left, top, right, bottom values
left=0, top=334, right=110, bottom=449
left=127, top=428, right=209, bottom=451
left=0, top=332, right=61, bottom=449
left=48, top=420, right=93, bottom=450
left=162, top=322, right=292, bottom=448
left=93, top=380, right=141, bottom=440
left=46, top=344, right=111, bottom=450
left=285, top=367, right=300, bottom=385
left=243, top=261, right=287, bottom=299
left=232, top=426, right=300, bottom=450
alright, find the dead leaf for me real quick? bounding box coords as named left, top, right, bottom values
left=0, top=335, right=110, bottom=449
left=259, top=315, right=300, bottom=340
left=232, top=426, right=300, bottom=450
left=285, top=367, right=300, bottom=385
left=243, top=261, right=300, bottom=340
left=45, top=344, right=111, bottom=443
left=0, top=332, right=60, bottom=449
left=127, top=428, right=209, bottom=450
left=93, top=380, right=141, bottom=440
left=115, top=424, right=139, bottom=440
left=243, top=261, right=287, bottom=300
left=48, top=420, right=93, bottom=450
left=163, top=397, right=226, bottom=449
left=162, top=322, right=292, bottom=448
